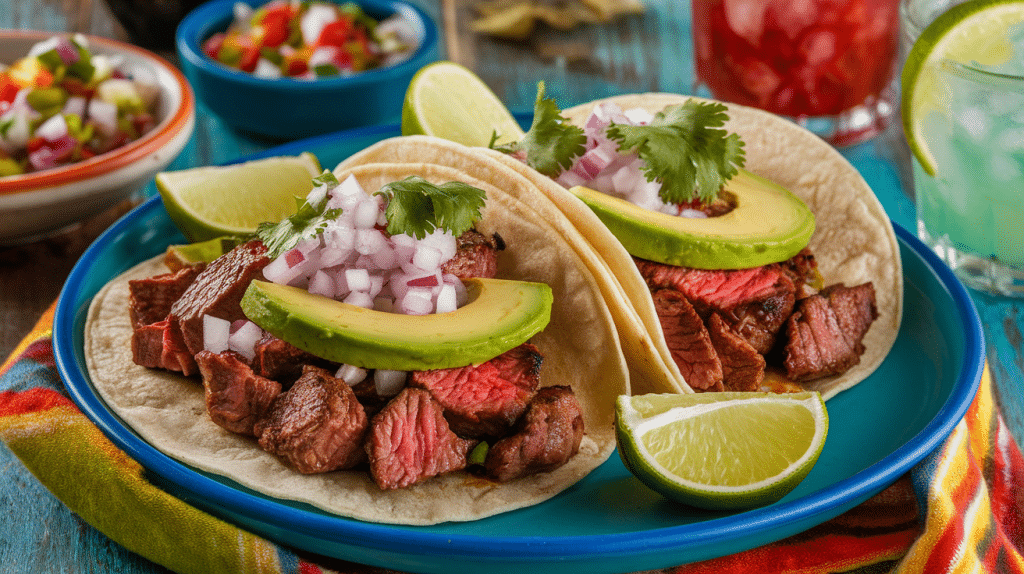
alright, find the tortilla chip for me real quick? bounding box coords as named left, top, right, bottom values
left=85, top=161, right=630, bottom=525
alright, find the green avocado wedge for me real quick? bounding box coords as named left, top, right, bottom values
left=569, top=169, right=815, bottom=270
left=240, top=277, right=554, bottom=371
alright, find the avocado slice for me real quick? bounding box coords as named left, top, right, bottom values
left=240, top=277, right=553, bottom=371
left=569, top=169, right=815, bottom=270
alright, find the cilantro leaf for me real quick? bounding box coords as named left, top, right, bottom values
left=493, top=81, right=586, bottom=177
left=256, top=174, right=342, bottom=258
left=375, top=177, right=486, bottom=239
left=606, top=100, right=745, bottom=205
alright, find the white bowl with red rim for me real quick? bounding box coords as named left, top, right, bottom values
left=0, top=30, right=195, bottom=244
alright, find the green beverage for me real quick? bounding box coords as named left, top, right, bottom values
left=915, top=61, right=1024, bottom=272
left=903, top=0, right=1024, bottom=296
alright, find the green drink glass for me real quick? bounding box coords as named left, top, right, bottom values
left=902, top=0, right=1024, bottom=296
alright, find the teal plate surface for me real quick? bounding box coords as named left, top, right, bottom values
left=54, top=124, right=984, bottom=573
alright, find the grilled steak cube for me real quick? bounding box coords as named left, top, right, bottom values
left=484, top=385, right=584, bottom=482
left=128, top=264, right=205, bottom=329
left=441, top=230, right=504, bottom=279
left=168, top=240, right=271, bottom=356
left=707, top=313, right=765, bottom=392
left=635, top=257, right=796, bottom=354
left=366, top=388, right=476, bottom=490
left=251, top=333, right=335, bottom=386
left=195, top=350, right=281, bottom=436
left=783, top=282, right=878, bottom=381
left=131, top=319, right=198, bottom=376
left=775, top=247, right=822, bottom=298
left=255, top=365, right=369, bottom=474
left=409, top=343, right=542, bottom=438
left=652, top=289, right=724, bottom=392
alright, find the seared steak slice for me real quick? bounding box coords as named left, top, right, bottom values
left=484, top=385, right=584, bottom=482
left=366, top=388, right=476, bottom=490
left=251, top=333, right=334, bottom=385
left=441, top=230, right=504, bottom=279
left=774, top=248, right=821, bottom=298
left=128, top=265, right=205, bottom=328
left=168, top=240, right=271, bottom=356
left=652, top=289, right=723, bottom=391
left=707, top=313, right=764, bottom=392
left=634, top=257, right=795, bottom=354
left=195, top=350, right=281, bottom=436
left=131, top=319, right=198, bottom=376
left=410, top=343, right=542, bottom=438
left=255, top=365, right=369, bottom=474
left=782, top=282, right=878, bottom=381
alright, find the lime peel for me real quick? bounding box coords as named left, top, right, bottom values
left=401, top=60, right=525, bottom=147
left=157, top=152, right=322, bottom=243
left=615, top=391, right=828, bottom=510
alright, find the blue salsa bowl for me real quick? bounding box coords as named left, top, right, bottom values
left=175, top=0, right=439, bottom=140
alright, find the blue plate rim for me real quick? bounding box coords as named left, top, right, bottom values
left=53, top=136, right=984, bottom=564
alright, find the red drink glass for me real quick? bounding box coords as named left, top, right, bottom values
left=692, top=0, right=900, bottom=146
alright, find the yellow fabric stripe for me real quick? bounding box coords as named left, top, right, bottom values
left=0, top=405, right=283, bottom=574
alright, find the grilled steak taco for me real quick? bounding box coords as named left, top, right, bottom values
left=339, top=93, right=903, bottom=400
left=84, top=157, right=632, bottom=525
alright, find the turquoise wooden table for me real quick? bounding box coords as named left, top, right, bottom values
left=0, top=0, right=1021, bottom=572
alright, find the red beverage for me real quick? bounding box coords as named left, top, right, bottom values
left=692, top=0, right=899, bottom=136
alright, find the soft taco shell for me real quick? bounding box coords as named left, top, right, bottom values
left=556, top=94, right=902, bottom=400
left=84, top=161, right=629, bottom=525
left=337, top=136, right=691, bottom=396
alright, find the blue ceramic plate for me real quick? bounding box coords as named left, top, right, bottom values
left=54, top=124, right=984, bottom=574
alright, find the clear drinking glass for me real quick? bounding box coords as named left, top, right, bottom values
left=691, top=0, right=901, bottom=147
left=903, top=0, right=1024, bottom=296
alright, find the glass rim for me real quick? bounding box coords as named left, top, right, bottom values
left=941, top=58, right=1024, bottom=92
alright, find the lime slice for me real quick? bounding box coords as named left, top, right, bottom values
left=156, top=152, right=322, bottom=243
left=615, top=391, right=828, bottom=510
left=401, top=60, right=525, bottom=147
left=901, top=0, right=1024, bottom=175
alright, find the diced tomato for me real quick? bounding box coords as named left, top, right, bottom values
left=284, top=56, right=308, bottom=76
left=237, top=46, right=261, bottom=73
left=0, top=79, right=18, bottom=104
left=259, top=11, right=291, bottom=48
left=25, top=136, right=46, bottom=153
left=316, top=18, right=354, bottom=48
left=203, top=33, right=227, bottom=59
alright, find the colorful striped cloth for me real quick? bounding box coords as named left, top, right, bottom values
left=1, top=303, right=1022, bottom=574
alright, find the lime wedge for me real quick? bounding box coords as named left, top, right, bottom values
left=401, top=61, right=525, bottom=147
left=156, top=153, right=322, bottom=243
left=901, top=0, right=1024, bottom=175
left=615, top=392, right=827, bottom=510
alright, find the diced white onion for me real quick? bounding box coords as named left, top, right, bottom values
left=335, top=364, right=367, bottom=386
left=344, top=268, right=371, bottom=292
left=203, top=315, right=231, bottom=354
left=228, top=320, right=263, bottom=361
left=436, top=283, right=457, bottom=313
left=374, top=369, right=406, bottom=396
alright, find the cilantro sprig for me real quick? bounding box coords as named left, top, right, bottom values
left=492, top=82, right=586, bottom=177
left=375, top=176, right=486, bottom=239
left=607, top=101, right=745, bottom=204
left=493, top=83, right=746, bottom=205
left=255, top=171, right=343, bottom=258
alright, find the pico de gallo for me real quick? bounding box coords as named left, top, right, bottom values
left=202, top=0, right=419, bottom=80
left=0, top=34, right=160, bottom=177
